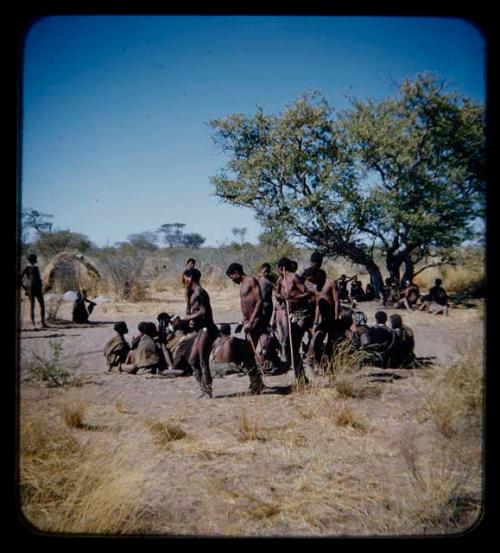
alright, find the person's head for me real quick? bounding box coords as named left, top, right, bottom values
left=290, top=260, right=298, bottom=273
left=303, top=266, right=326, bottom=287
left=27, top=253, right=38, bottom=264
left=366, top=283, right=373, bottom=290
left=186, top=258, right=196, bottom=269
left=310, top=251, right=323, bottom=268
left=219, top=323, right=231, bottom=336
left=184, top=267, right=201, bottom=286
left=260, top=263, right=271, bottom=277
left=385, top=277, right=392, bottom=285
left=353, top=311, right=368, bottom=327
left=352, top=275, right=358, bottom=282
left=156, top=311, right=170, bottom=324
left=340, top=274, right=346, bottom=281
left=143, top=322, right=158, bottom=338
left=435, top=278, right=442, bottom=286
left=114, top=321, right=128, bottom=335
left=390, top=314, right=403, bottom=329
left=137, top=321, right=148, bottom=334
left=276, top=257, right=293, bottom=274
left=375, top=311, right=388, bottom=325
left=226, top=263, right=245, bottom=284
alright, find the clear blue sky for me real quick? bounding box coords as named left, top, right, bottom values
left=21, top=15, right=486, bottom=248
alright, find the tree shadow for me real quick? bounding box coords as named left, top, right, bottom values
left=38, top=320, right=114, bottom=330
left=364, top=371, right=407, bottom=383
left=215, top=385, right=293, bottom=399
left=21, top=333, right=82, bottom=340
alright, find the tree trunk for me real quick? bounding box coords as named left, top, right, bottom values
left=328, top=242, right=384, bottom=299
left=401, top=255, right=415, bottom=286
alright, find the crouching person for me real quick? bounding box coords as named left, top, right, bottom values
left=120, top=322, right=161, bottom=375
left=103, top=321, right=130, bottom=371
left=386, top=314, right=416, bottom=368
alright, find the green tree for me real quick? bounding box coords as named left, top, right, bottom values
left=181, top=233, right=206, bottom=249
left=127, top=231, right=159, bottom=251
left=231, top=227, right=247, bottom=247
left=21, top=208, right=53, bottom=244
left=343, top=73, right=485, bottom=283
left=156, top=223, right=186, bottom=248
left=209, top=77, right=485, bottom=292
left=35, top=230, right=93, bottom=258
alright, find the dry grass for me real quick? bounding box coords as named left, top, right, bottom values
left=421, top=340, right=483, bottom=438
left=61, top=401, right=85, bottom=429
left=144, top=419, right=187, bottom=448
left=20, top=412, right=165, bottom=534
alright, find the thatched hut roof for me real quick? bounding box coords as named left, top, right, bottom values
left=42, top=251, right=101, bottom=294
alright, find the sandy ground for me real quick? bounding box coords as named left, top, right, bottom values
left=17, top=292, right=485, bottom=536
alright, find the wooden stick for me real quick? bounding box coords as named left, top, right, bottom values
left=247, top=332, right=267, bottom=381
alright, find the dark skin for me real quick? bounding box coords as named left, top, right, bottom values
left=21, top=258, right=47, bottom=328
left=182, top=276, right=218, bottom=396
left=304, top=273, right=339, bottom=365
left=227, top=272, right=264, bottom=332
left=257, top=267, right=275, bottom=323
left=276, top=265, right=312, bottom=380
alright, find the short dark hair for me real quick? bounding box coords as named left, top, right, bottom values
left=435, top=278, right=442, bottom=286
left=226, top=263, right=244, bottom=276
left=27, top=253, right=38, bottom=263
left=219, top=323, right=231, bottom=335
left=186, top=258, right=196, bottom=265
left=157, top=312, right=170, bottom=322
left=261, top=262, right=271, bottom=270
left=290, top=260, right=298, bottom=272
left=375, top=311, right=388, bottom=324
left=138, top=321, right=148, bottom=334
left=184, top=268, right=201, bottom=282
left=144, top=322, right=157, bottom=337
left=390, top=314, right=403, bottom=328
left=277, top=257, right=293, bottom=271
left=114, top=321, right=128, bottom=334
left=310, top=251, right=323, bottom=265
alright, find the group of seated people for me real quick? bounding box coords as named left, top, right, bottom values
left=103, top=307, right=416, bottom=378
left=336, top=274, right=376, bottom=304
left=382, top=277, right=449, bottom=314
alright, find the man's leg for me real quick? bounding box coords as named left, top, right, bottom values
left=247, top=327, right=265, bottom=394
left=36, top=291, right=47, bottom=327
left=29, top=294, right=36, bottom=328
left=291, top=321, right=308, bottom=386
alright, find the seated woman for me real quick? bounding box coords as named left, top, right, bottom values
left=103, top=321, right=130, bottom=371
left=120, top=322, right=161, bottom=374
left=72, top=289, right=97, bottom=323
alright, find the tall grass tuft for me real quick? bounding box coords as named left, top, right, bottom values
left=20, top=413, right=165, bottom=534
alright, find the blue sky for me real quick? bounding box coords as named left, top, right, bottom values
left=21, top=15, right=486, bottom=248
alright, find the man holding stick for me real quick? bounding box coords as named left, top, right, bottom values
left=226, top=263, right=266, bottom=395
left=275, top=257, right=313, bottom=386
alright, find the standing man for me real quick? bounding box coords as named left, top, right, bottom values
left=226, top=263, right=266, bottom=395
left=275, top=257, right=313, bottom=385
left=181, top=268, right=220, bottom=399
left=303, top=266, right=339, bottom=370
left=20, top=253, right=47, bottom=330
left=257, top=263, right=275, bottom=328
